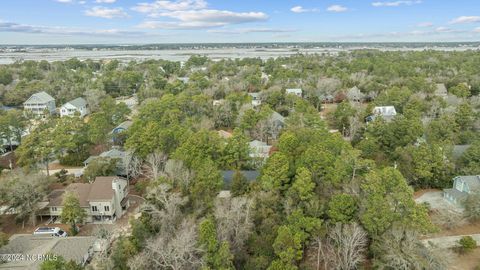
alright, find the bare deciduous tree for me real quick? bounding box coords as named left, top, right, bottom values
left=214, top=196, right=253, bottom=254
left=144, top=150, right=167, bottom=180
left=164, top=159, right=194, bottom=191
left=311, top=223, right=367, bottom=270
left=124, top=150, right=143, bottom=180
left=130, top=218, right=203, bottom=270
left=142, top=183, right=187, bottom=235
left=372, top=227, right=448, bottom=270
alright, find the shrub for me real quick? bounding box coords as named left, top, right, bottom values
left=54, top=169, right=69, bottom=183
left=134, top=180, right=148, bottom=194
left=458, top=236, right=477, bottom=254
left=0, top=232, right=8, bottom=247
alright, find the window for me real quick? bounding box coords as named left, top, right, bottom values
left=51, top=207, right=57, bottom=212
left=104, top=206, right=110, bottom=212
left=92, top=206, right=98, bottom=212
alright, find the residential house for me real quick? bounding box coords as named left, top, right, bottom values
left=249, top=140, right=272, bottom=159
left=23, top=91, right=56, bottom=116
left=444, top=175, right=480, bottom=205
left=84, top=148, right=126, bottom=176
left=366, top=106, right=397, bottom=123
left=434, top=83, right=448, bottom=98
left=111, top=121, right=133, bottom=135
left=267, top=111, right=285, bottom=140
left=346, top=86, right=365, bottom=102
left=60, top=97, right=88, bottom=117
left=221, top=170, right=259, bottom=188
left=0, top=235, right=96, bottom=269
left=286, top=88, right=303, bottom=97
left=110, top=121, right=133, bottom=145
left=248, top=92, right=262, bottom=107
left=40, top=176, right=129, bottom=223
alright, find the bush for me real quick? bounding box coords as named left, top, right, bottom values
left=134, top=180, right=148, bottom=194
left=54, top=169, right=69, bottom=183
left=458, top=236, right=477, bottom=254
left=0, top=232, right=8, bottom=247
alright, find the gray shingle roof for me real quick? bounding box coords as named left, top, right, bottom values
left=458, top=175, right=480, bottom=191
left=24, top=91, right=55, bottom=104
left=66, top=97, right=87, bottom=109
left=0, top=235, right=95, bottom=269
left=270, top=111, right=285, bottom=123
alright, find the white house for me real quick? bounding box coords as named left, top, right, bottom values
left=444, top=175, right=480, bottom=205
left=40, top=176, right=129, bottom=223
left=367, top=106, right=397, bottom=123
left=23, top=91, right=56, bottom=116
left=60, top=97, right=88, bottom=117
left=249, top=93, right=262, bottom=107
left=286, top=88, right=303, bottom=97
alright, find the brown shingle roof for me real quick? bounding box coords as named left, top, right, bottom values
left=87, top=176, right=115, bottom=202
left=47, top=177, right=120, bottom=207
left=66, top=183, right=92, bottom=207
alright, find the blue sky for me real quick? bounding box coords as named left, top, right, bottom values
left=1, top=0, right=480, bottom=44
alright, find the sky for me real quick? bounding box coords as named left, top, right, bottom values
left=1, top=0, right=480, bottom=44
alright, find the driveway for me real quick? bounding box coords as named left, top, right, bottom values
left=422, top=234, right=480, bottom=249
left=415, top=191, right=464, bottom=214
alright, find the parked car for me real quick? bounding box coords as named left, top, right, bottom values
left=33, top=227, right=68, bottom=237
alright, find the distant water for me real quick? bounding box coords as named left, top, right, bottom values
left=0, top=46, right=478, bottom=64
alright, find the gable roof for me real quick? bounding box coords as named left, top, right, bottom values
left=24, top=91, right=55, bottom=105
left=0, top=235, right=95, bottom=269
left=88, top=176, right=117, bottom=201
left=65, top=97, right=87, bottom=109
left=46, top=176, right=125, bottom=206
left=270, top=111, right=285, bottom=123
left=100, top=148, right=125, bottom=159
left=113, top=121, right=133, bottom=131
left=457, top=175, right=480, bottom=191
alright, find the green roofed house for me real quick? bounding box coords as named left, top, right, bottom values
left=23, top=91, right=56, bottom=117
left=444, top=175, right=480, bottom=205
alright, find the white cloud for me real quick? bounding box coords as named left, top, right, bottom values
left=133, top=0, right=266, bottom=30
left=449, top=16, right=480, bottom=24
left=417, top=22, right=433, bottom=27
left=85, top=6, right=129, bottom=19
left=207, top=28, right=297, bottom=34
left=327, top=5, right=348, bottom=13
left=290, top=6, right=318, bottom=13
left=138, top=9, right=267, bottom=29
left=55, top=0, right=73, bottom=3
left=435, top=26, right=453, bottom=33
left=473, top=27, right=480, bottom=33
left=96, top=0, right=116, bottom=3
left=78, top=1, right=86, bottom=4
left=0, top=21, right=143, bottom=36
left=372, top=1, right=422, bottom=7
left=132, top=0, right=207, bottom=14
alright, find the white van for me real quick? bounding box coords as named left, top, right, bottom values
left=33, top=227, right=68, bottom=237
